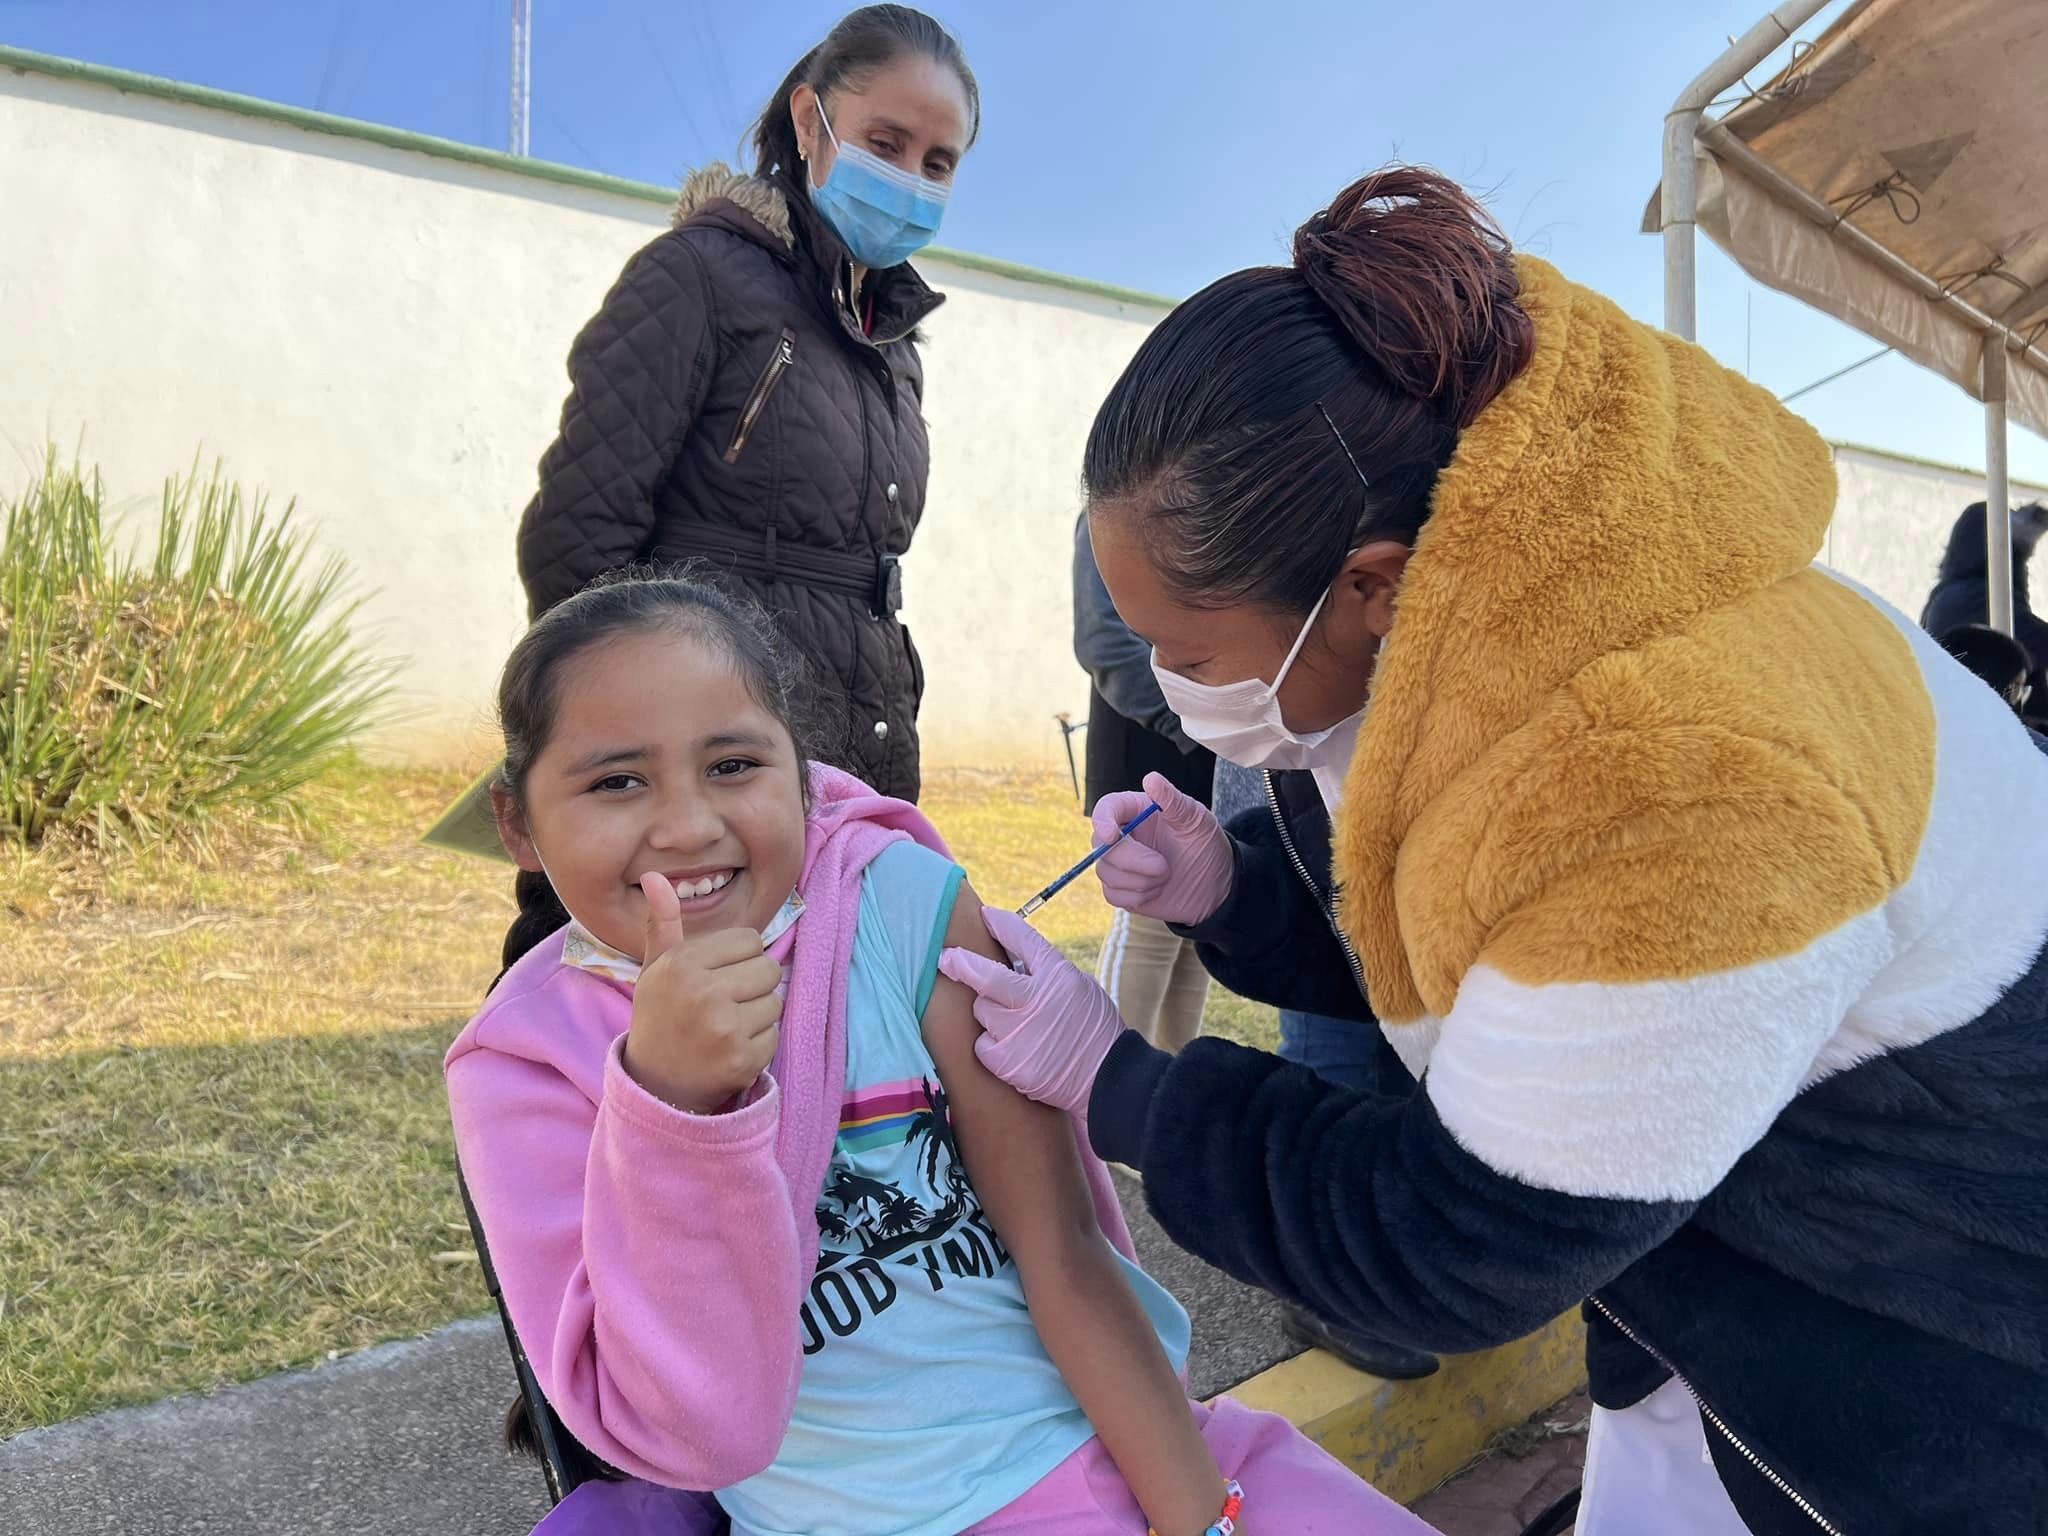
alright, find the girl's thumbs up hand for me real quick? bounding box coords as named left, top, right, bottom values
left=622, top=873, right=783, bottom=1114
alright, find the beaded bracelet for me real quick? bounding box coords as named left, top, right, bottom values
left=1147, top=1478, right=1244, bottom=1536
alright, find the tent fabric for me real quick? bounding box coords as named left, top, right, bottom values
left=1644, top=0, right=2048, bottom=439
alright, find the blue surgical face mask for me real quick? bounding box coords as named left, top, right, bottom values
left=808, top=102, right=949, bottom=270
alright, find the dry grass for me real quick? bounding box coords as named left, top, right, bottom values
left=0, top=765, right=506, bottom=1436
left=0, top=764, right=1272, bottom=1436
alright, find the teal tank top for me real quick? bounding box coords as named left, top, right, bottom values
left=716, top=841, right=1191, bottom=1536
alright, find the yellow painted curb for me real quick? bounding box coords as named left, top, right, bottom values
left=1226, top=1312, right=1587, bottom=1504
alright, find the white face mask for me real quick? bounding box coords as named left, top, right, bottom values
left=1150, top=575, right=1374, bottom=777
left=558, top=891, right=806, bottom=987
left=534, top=846, right=804, bottom=986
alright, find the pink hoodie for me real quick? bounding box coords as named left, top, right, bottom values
left=444, top=766, right=1134, bottom=1508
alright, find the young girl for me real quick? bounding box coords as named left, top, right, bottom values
left=445, top=571, right=1435, bottom=1536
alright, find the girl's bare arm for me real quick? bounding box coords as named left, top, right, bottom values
left=921, top=883, right=1230, bottom=1536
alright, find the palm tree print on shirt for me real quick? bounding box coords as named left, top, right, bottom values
left=819, top=1077, right=978, bottom=1260
left=905, top=1078, right=960, bottom=1190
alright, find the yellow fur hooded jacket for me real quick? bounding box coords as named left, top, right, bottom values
left=1092, top=260, right=2048, bottom=1534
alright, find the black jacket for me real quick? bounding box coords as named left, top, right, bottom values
left=1920, top=500, right=2047, bottom=729
left=1178, top=770, right=1412, bottom=1084
left=516, top=165, right=941, bottom=800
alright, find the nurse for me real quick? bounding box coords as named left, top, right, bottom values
left=940, top=165, right=2048, bottom=1534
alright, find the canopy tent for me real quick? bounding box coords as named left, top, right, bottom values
left=1650, top=0, right=2048, bottom=635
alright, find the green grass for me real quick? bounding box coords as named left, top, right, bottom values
left=0, top=764, right=506, bottom=1435
left=1, top=451, right=395, bottom=853
left=0, top=764, right=1271, bottom=1435
left=0, top=1026, right=472, bottom=1432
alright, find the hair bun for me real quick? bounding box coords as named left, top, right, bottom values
left=1291, top=167, right=1533, bottom=431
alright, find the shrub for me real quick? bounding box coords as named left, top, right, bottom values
left=1, top=452, right=396, bottom=850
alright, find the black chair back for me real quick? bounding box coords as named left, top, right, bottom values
left=456, top=1165, right=588, bottom=1505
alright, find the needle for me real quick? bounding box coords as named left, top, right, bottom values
left=1016, top=802, right=1160, bottom=918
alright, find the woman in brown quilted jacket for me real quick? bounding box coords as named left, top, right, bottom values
left=516, top=4, right=977, bottom=804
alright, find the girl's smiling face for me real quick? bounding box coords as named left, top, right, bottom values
left=497, top=626, right=808, bottom=960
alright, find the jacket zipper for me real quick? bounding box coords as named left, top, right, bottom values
left=1261, top=770, right=1369, bottom=1000
left=724, top=328, right=797, bottom=464
left=1585, top=1296, right=1843, bottom=1536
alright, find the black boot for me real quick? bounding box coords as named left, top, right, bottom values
left=1280, top=1303, right=1438, bottom=1380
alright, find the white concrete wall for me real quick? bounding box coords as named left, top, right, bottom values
left=1825, top=445, right=2046, bottom=621
left=910, top=275, right=1154, bottom=769
left=0, top=59, right=1162, bottom=770
left=6, top=58, right=2037, bottom=776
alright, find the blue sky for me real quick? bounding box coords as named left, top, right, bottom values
left=6, top=0, right=2044, bottom=483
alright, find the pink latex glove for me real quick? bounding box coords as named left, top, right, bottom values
left=1093, top=771, right=1234, bottom=927
left=937, top=906, right=1128, bottom=1117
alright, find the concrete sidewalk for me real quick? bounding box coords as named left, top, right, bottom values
left=1410, top=1391, right=1588, bottom=1536
left=0, top=1174, right=1296, bottom=1536
left=2, top=1170, right=1580, bottom=1536
left=1, top=1319, right=551, bottom=1536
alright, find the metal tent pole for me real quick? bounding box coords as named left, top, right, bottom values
left=1985, top=341, right=2016, bottom=637
left=1662, top=0, right=1832, bottom=340
left=1661, top=1, right=2024, bottom=637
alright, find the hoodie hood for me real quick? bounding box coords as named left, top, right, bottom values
left=671, top=162, right=797, bottom=250
left=1332, top=256, right=1844, bottom=1021
left=670, top=162, right=944, bottom=347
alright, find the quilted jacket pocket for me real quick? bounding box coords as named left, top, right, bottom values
left=724, top=328, right=797, bottom=464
